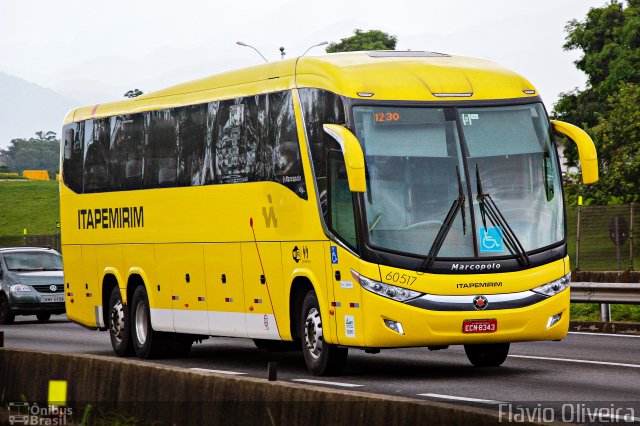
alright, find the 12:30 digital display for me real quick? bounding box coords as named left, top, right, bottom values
left=374, top=112, right=401, bottom=123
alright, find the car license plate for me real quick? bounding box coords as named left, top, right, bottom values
left=41, top=294, right=64, bottom=303
left=462, top=319, right=497, bottom=333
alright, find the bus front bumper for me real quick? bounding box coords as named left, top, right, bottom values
left=356, top=287, right=569, bottom=348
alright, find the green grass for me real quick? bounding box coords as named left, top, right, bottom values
left=0, top=180, right=59, bottom=236
left=571, top=303, right=640, bottom=322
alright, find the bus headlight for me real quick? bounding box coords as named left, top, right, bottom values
left=351, top=270, right=423, bottom=302
left=10, top=284, right=32, bottom=293
left=531, top=273, right=571, bottom=297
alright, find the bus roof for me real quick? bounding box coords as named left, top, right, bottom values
left=65, top=51, right=538, bottom=123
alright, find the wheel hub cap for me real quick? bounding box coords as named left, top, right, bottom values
left=304, top=307, right=323, bottom=360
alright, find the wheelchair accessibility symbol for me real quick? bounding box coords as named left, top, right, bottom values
left=479, top=227, right=504, bottom=253
left=330, top=246, right=339, bottom=264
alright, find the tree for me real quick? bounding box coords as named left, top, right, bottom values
left=554, top=0, right=640, bottom=204
left=124, top=89, right=144, bottom=98
left=326, top=29, right=397, bottom=53
left=0, top=132, right=60, bottom=178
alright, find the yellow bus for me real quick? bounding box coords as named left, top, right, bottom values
left=60, top=51, right=598, bottom=375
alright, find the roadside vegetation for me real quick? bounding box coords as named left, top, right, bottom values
left=0, top=180, right=59, bottom=236
left=571, top=303, right=640, bottom=322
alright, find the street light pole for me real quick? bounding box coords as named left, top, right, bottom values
left=236, top=41, right=268, bottom=63
left=301, top=41, right=328, bottom=57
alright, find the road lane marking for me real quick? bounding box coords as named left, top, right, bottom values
left=509, top=355, right=640, bottom=368
left=292, top=379, right=363, bottom=388
left=418, top=393, right=505, bottom=405
left=599, top=413, right=640, bottom=422
left=189, top=368, right=247, bottom=375
left=569, top=331, right=640, bottom=338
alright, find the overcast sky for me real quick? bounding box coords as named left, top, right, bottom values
left=0, top=0, right=606, bottom=109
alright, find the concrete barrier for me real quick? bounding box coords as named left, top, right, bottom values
left=0, top=348, right=533, bottom=426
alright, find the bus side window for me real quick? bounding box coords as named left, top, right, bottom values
left=215, top=99, right=249, bottom=183
left=176, top=105, right=206, bottom=186
left=84, top=118, right=110, bottom=193
left=144, top=110, right=177, bottom=188
left=328, top=150, right=357, bottom=249
left=268, top=91, right=306, bottom=199
left=62, top=122, right=84, bottom=193
left=299, top=88, right=346, bottom=211
left=109, top=114, right=144, bottom=191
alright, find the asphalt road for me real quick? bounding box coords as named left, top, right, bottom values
left=3, top=315, right=640, bottom=423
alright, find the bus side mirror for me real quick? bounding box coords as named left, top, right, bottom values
left=322, top=124, right=366, bottom=192
left=551, top=120, right=599, bottom=185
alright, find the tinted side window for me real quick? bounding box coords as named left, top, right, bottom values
left=144, top=110, right=177, bottom=188
left=216, top=99, right=250, bottom=183
left=62, top=122, right=84, bottom=193
left=84, top=118, right=110, bottom=193
left=298, top=89, right=346, bottom=214
left=176, top=105, right=206, bottom=186
left=109, top=114, right=144, bottom=191
left=268, top=91, right=307, bottom=199
left=202, top=102, right=219, bottom=184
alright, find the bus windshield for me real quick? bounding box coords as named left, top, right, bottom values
left=352, top=103, right=564, bottom=260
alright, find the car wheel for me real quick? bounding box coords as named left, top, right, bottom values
left=0, top=293, right=15, bottom=325
left=36, top=313, right=51, bottom=322
left=108, top=286, right=134, bottom=356
left=464, top=343, right=510, bottom=367
left=300, top=290, right=347, bottom=376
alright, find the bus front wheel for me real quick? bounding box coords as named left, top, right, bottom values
left=300, top=290, right=347, bottom=376
left=108, top=286, right=133, bottom=356
left=464, top=343, right=510, bottom=367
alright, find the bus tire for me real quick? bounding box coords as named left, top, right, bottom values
left=0, top=293, right=15, bottom=325
left=464, top=343, right=510, bottom=367
left=300, top=290, right=347, bottom=376
left=253, top=339, right=299, bottom=352
left=130, top=285, right=168, bottom=359
left=108, top=286, right=134, bottom=356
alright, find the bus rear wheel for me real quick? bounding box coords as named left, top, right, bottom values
left=130, top=285, right=168, bottom=359
left=300, top=290, right=347, bottom=376
left=108, top=286, right=133, bottom=356
left=464, top=343, right=510, bottom=367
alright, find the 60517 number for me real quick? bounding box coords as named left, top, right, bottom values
left=385, top=271, right=416, bottom=286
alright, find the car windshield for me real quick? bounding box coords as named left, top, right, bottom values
left=4, top=251, right=63, bottom=271
left=352, top=103, right=564, bottom=259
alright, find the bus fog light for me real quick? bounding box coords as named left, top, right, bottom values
left=384, top=319, right=404, bottom=335
left=546, top=313, right=562, bottom=328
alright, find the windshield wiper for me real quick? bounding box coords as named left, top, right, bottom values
left=475, top=165, right=531, bottom=266
left=422, top=166, right=466, bottom=270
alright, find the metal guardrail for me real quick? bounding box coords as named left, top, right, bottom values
left=571, top=282, right=640, bottom=304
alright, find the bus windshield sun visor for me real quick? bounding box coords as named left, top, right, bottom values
left=475, top=165, right=531, bottom=267
left=422, top=166, right=466, bottom=270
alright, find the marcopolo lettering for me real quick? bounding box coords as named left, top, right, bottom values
left=77, top=206, right=144, bottom=230
left=450, top=262, right=501, bottom=271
